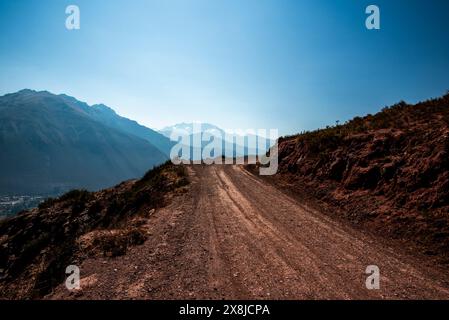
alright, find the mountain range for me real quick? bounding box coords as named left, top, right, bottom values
left=0, top=89, right=274, bottom=196
left=159, top=122, right=274, bottom=160
left=159, top=122, right=225, bottom=140
left=0, top=89, right=172, bottom=195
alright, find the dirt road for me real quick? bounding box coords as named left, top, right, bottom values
left=50, top=165, right=449, bottom=299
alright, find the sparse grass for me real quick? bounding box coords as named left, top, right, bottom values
left=0, top=161, right=190, bottom=298
left=38, top=197, right=57, bottom=210
left=282, top=93, right=449, bottom=155
left=38, top=189, right=92, bottom=210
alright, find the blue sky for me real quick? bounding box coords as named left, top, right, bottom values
left=0, top=0, right=448, bottom=135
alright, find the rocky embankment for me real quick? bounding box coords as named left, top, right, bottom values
left=252, top=93, right=449, bottom=262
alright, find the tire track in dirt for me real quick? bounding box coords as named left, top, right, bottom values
left=48, top=165, right=449, bottom=300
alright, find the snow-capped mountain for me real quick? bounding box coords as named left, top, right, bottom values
left=159, top=122, right=225, bottom=141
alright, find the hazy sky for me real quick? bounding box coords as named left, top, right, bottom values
left=1, top=0, right=448, bottom=135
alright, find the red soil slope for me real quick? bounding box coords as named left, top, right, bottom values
left=260, top=93, right=449, bottom=261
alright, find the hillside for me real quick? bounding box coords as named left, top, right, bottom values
left=2, top=164, right=449, bottom=300
left=0, top=90, right=168, bottom=195
left=0, top=162, right=189, bottom=299
left=252, top=93, right=449, bottom=261
left=57, top=95, right=174, bottom=156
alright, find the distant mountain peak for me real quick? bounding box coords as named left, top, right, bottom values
left=17, top=88, right=37, bottom=94
left=92, top=103, right=117, bottom=115
left=159, top=122, right=224, bottom=137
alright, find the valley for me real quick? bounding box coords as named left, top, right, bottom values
left=0, top=195, right=46, bottom=218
